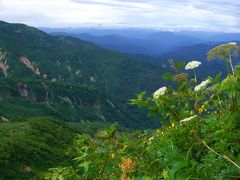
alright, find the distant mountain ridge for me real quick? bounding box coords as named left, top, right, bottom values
left=41, top=27, right=240, bottom=56
left=50, top=31, right=201, bottom=56
left=51, top=32, right=153, bottom=55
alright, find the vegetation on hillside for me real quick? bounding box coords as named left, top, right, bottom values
left=0, top=21, right=166, bottom=128
left=45, top=43, right=240, bottom=179
left=0, top=117, right=76, bottom=179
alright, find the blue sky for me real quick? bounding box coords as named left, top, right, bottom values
left=0, top=0, right=239, bottom=32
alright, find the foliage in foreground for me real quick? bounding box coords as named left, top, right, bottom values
left=45, top=43, right=240, bottom=179
left=46, top=113, right=239, bottom=179
left=0, top=117, right=75, bottom=179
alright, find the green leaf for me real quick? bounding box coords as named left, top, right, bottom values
left=163, top=72, right=173, bottom=80
left=134, top=177, right=153, bottom=180
left=214, top=73, right=221, bottom=83
left=79, top=161, right=90, bottom=173
left=59, top=175, right=65, bottom=180
left=237, top=95, right=240, bottom=105
left=138, top=92, right=146, bottom=100
left=169, top=162, right=187, bottom=180
left=175, top=62, right=185, bottom=71
left=74, top=155, right=85, bottom=162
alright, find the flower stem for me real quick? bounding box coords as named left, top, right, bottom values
left=193, top=69, right=197, bottom=83
left=217, top=95, right=222, bottom=109
left=166, top=104, right=181, bottom=120
left=225, top=60, right=231, bottom=76
left=201, top=140, right=240, bottom=170
left=229, top=54, right=235, bottom=76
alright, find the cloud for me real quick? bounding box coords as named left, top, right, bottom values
left=0, top=0, right=239, bottom=32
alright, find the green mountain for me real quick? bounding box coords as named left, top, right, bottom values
left=0, top=21, right=166, bottom=128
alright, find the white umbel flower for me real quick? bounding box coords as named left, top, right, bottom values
left=194, top=79, right=211, bottom=92
left=228, top=42, right=237, bottom=45
left=180, top=115, right=197, bottom=124
left=185, top=61, right=201, bottom=70
left=153, top=86, right=167, bottom=99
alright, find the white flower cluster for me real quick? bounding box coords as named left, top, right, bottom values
left=153, top=86, right=167, bottom=99
left=180, top=115, right=198, bottom=124
left=185, top=61, right=201, bottom=70
left=194, top=79, right=211, bottom=92
left=228, top=42, right=237, bottom=45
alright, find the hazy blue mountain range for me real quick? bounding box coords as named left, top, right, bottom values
left=49, top=31, right=201, bottom=56
left=41, top=27, right=240, bottom=56
left=178, top=31, right=240, bottom=42
left=45, top=28, right=240, bottom=79
left=51, top=32, right=154, bottom=55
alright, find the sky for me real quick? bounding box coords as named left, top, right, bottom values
left=0, top=0, right=240, bottom=32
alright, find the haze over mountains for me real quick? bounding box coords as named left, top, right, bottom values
left=41, top=27, right=240, bottom=56
left=40, top=27, right=240, bottom=79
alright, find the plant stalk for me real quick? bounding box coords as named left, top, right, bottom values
left=193, top=69, right=197, bottom=83
left=201, top=140, right=240, bottom=171
left=229, top=54, right=235, bottom=76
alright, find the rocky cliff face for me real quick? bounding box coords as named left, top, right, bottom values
left=0, top=79, right=130, bottom=125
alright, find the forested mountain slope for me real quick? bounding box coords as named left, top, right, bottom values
left=0, top=21, right=167, bottom=128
